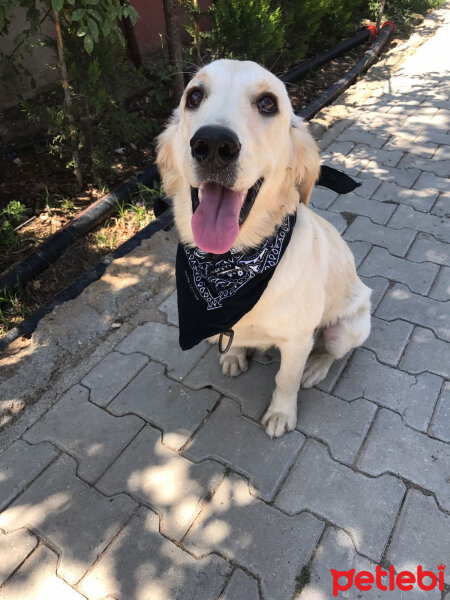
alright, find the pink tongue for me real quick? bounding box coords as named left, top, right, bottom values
left=191, top=182, right=244, bottom=254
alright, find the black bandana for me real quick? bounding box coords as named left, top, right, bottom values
left=176, top=213, right=296, bottom=350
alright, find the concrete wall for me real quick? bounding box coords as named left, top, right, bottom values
left=0, top=3, right=58, bottom=110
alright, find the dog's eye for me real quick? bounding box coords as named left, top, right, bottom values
left=257, top=94, right=277, bottom=115
left=186, top=88, right=203, bottom=109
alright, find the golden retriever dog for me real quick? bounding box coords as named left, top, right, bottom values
left=157, top=59, right=371, bottom=438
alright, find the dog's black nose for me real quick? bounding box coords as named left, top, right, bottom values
left=190, top=126, right=241, bottom=168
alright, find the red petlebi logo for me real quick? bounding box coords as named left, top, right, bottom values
left=331, top=564, right=446, bottom=597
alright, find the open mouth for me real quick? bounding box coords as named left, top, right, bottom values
left=190, top=178, right=263, bottom=254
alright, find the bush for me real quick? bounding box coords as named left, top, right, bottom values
left=368, top=0, right=444, bottom=26
left=206, top=0, right=285, bottom=64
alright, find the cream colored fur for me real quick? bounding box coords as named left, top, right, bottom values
left=157, top=59, right=371, bottom=438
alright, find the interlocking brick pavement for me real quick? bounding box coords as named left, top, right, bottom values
left=1, top=5, right=450, bottom=599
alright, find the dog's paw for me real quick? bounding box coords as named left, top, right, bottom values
left=220, top=352, right=248, bottom=377
left=261, top=405, right=297, bottom=438
left=301, top=352, right=334, bottom=388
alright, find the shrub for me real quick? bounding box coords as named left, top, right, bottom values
left=205, top=0, right=285, bottom=64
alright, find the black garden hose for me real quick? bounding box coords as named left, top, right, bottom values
left=280, top=26, right=377, bottom=84
left=298, top=22, right=395, bottom=121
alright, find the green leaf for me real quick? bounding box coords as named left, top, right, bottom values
left=77, top=24, right=87, bottom=36
left=87, top=16, right=99, bottom=41
left=71, top=8, right=85, bottom=20
left=127, top=5, right=138, bottom=23
left=87, top=8, right=101, bottom=21
left=84, top=33, right=94, bottom=54
left=102, top=17, right=112, bottom=36
left=51, top=0, right=64, bottom=11
left=87, top=0, right=99, bottom=4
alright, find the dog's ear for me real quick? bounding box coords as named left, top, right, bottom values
left=289, top=114, right=320, bottom=206
left=156, top=109, right=181, bottom=198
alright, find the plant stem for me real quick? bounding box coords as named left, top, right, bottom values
left=193, top=0, right=201, bottom=63
left=162, top=0, right=185, bottom=102
left=53, top=8, right=83, bottom=189
left=376, top=0, right=386, bottom=30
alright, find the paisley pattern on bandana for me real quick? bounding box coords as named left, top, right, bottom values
left=183, top=215, right=293, bottom=310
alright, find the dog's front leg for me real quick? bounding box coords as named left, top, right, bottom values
left=262, top=336, right=314, bottom=438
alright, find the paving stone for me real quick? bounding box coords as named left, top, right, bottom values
left=81, top=351, right=148, bottom=407
left=344, top=216, right=416, bottom=257
left=407, top=232, right=450, bottom=266
left=24, top=385, right=142, bottom=484
left=96, top=425, right=223, bottom=540
left=386, top=490, right=450, bottom=586
left=429, top=381, right=450, bottom=442
left=397, top=154, right=450, bottom=177
left=310, top=186, right=338, bottom=210
left=431, top=192, right=450, bottom=219
left=376, top=283, right=450, bottom=342
left=297, top=527, right=439, bottom=600
left=362, top=317, right=413, bottom=366
left=158, top=290, right=178, bottom=325
left=358, top=409, right=450, bottom=512
left=0, top=454, right=136, bottom=585
left=349, top=241, right=371, bottom=267
left=184, top=397, right=305, bottom=501
left=108, top=361, right=218, bottom=450
left=222, top=569, right=260, bottom=600
left=0, top=530, right=37, bottom=586
left=352, top=177, right=382, bottom=198
left=329, top=193, right=396, bottom=225
left=0, top=440, right=57, bottom=511
left=388, top=204, right=449, bottom=243
left=351, top=144, right=404, bottom=167
left=323, top=154, right=369, bottom=177
left=359, top=247, right=439, bottom=294
left=360, top=276, right=390, bottom=310
left=184, top=473, right=324, bottom=600
left=324, top=141, right=355, bottom=156
left=296, top=388, right=376, bottom=464
left=337, top=127, right=388, bottom=149
left=429, top=266, right=450, bottom=300
left=372, top=180, right=438, bottom=212
left=384, top=136, right=438, bottom=158
left=434, top=145, right=450, bottom=161
left=413, top=170, right=450, bottom=193
left=275, top=440, right=405, bottom=561
left=0, top=545, right=86, bottom=600
left=359, top=162, right=419, bottom=187
left=184, top=347, right=278, bottom=421
left=79, top=506, right=231, bottom=600
left=334, top=348, right=441, bottom=431
left=417, top=131, right=450, bottom=146
left=400, top=327, right=450, bottom=378
left=116, top=321, right=209, bottom=380
left=312, top=207, right=347, bottom=234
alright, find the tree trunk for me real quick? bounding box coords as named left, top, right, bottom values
left=53, top=9, right=83, bottom=189
left=120, top=16, right=143, bottom=70
left=162, top=0, right=185, bottom=102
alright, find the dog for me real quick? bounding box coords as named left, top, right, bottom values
left=157, top=59, right=371, bottom=438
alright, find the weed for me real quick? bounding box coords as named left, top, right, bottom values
left=0, top=201, right=26, bottom=248
left=0, top=284, right=26, bottom=335
left=295, top=566, right=311, bottom=594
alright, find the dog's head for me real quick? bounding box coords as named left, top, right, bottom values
left=157, top=59, right=320, bottom=254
